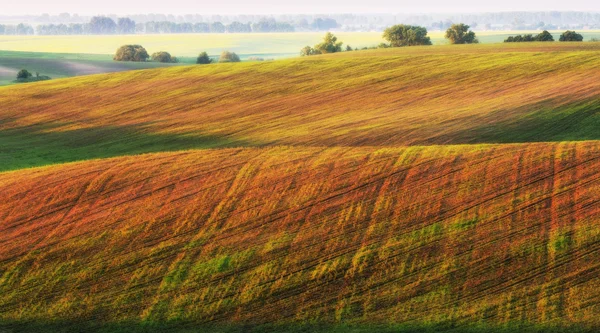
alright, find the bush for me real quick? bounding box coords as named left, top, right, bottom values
left=300, top=46, right=316, bottom=56
left=383, top=24, right=432, bottom=47
left=219, top=51, right=241, bottom=63
left=559, top=30, right=584, bottom=42
left=151, top=51, right=177, bottom=63
left=445, top=24, right=478, bottom=44
left=196, top=52, right=213, bottom=64
left=16, top=69, right=32, bottom=79
left=114, top=45, right=149, bottom=61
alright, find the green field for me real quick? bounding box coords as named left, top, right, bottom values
left=0, top=50, right=180, bottom=86
left=2, top=31, right=599, bottom=86
left=2, top=40, right=600, bottom=332
left=2, top=31, right=599, bottom=57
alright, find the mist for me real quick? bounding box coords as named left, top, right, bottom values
left=4, top=0, right=600, bottom=15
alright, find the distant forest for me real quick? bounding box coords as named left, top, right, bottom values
left=1, top=12, right=600, bottom=35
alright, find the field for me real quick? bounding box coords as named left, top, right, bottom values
left=0, top=51, right=178, bottom=86
left=1, top=31, right=599, bottom=86
left=1, top=42, right=600, bottom=332
left=2, top=31, right=600, bottom=57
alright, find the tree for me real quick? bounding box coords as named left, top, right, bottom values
left=227, top=21, right=251, bottom=33
left=219, top=51, right=240, bottom=63
left=300, top=46, right=316, bottom=56
left=210, top=22, right=225, bottom=33
left=445, top=24, right=478, bottom=44
left=345, top=45, right=353, bottom=51
left=89, top=16, right=117, bottom=34
left=151, top=51, right=177, bottom=63
left=117, top=18, right=136, bottom=34
left=196, top=52, right=213, bottom=64
left=534, top=30, right=554, bottom=41
left=311, top=18, right=338, bottom=31
left=15, top=23, right=34, bottom=35
left=383, top=24, right=432, bottom=47
left=16, top=69, right=32, bottom=79
left=505, top=30, right=555, bottom=43
left=114, top=45, right=149, bottom=61
left=559, top=30, right=584, bottom=42
left=314, top=32, right=343, bottom=54
left=300, top=45, right=317, bottom=57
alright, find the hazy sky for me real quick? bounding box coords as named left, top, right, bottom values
left=5, top=0, right=600, bottom=15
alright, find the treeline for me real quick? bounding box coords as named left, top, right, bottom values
left=301, top=24, right=479, bottom=56
left=6, top=11, right=600, bottom=33
left=504, top=30, right=584, bottom=42
left=139, top=20, right=294, bottom=34
left=31, top=17, right=335, bottom=35
left=0, top=24, right=34, bottom=35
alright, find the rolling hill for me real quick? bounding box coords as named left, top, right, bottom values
left=1, top=43, right=600, bottom=172
left=1, top=43, right=600, bottom=332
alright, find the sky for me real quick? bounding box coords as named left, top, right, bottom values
left=4, top=0, right=600, bottom=15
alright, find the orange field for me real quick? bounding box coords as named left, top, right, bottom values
left=1, top=43, right=600, bottom=332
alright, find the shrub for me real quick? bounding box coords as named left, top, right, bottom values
left=16, top=69, right=32, bottom=79
left=196, top=52, right=213, bottom=64
left=383, top=24, right=432, bottom=47
left=300, top=46, right=316, bottom=56
left=151, top=51, right=177, bottom=63
left=114, top=45, right=149, bottom=61
left=559, top=30, right=584, bottom=42
left=219, top=51, right=241, bottom=63
left=445, top=24, right=478, bottom=44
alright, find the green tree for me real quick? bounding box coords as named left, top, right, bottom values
left=314, top=32, right=343, bottom=54
left=89, top=16, right=117, bottom=34
left=113, top=45, right=149, bottom=62
left=382, top=24, right=432, bottom=47
left=300, top=45, right=316, bottom=56
left=117, top=18, right=136, bottom=34
left=151, top=51, right=177, bottom=63
left=535, top=30, right=554, bottom=41
left=196, top=52, right=213, bottom=64
left=559, top=30, right=584, bottom=42
left=219, top=51, right=241, bottom=63
left=16, top=69, right=32, bottom=79
left=445, top=24, right=478, bottom=44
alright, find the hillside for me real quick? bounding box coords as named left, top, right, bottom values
left=0, top=51, right=177, bottom=86
left=1, top=143, right=600, bottom=331
left=1, top=43, right=600, bottom=171
left=1, top=43, right=600, bottom=332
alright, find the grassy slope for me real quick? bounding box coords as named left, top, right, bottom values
left=1, top=43, right=600, bottom=172
left=0, top=50, right=183, bottom=86
left=2, top=43, right=600, bottom=331
left=1, top=144, right=600, bottom=330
